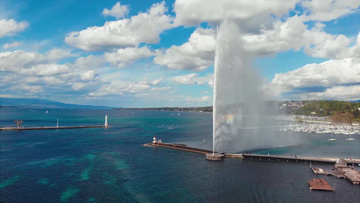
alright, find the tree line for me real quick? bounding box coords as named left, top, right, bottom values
left=289, top=100, right=360, bottom=123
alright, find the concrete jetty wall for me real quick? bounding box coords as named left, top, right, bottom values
left=242, top=153, right=360, bottom=165
left=152, top=143, right=213, bottom=154
left=145, top=142, right=360, bottom=165
left=0, top=125, right=106, bottom=131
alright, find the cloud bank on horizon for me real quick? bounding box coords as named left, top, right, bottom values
left=0, top=0, right=359, bottom=107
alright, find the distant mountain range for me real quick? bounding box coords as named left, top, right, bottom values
left=0, top=98, right=112, bottom=109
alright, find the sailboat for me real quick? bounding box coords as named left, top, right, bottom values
left=346, top=133, right=355, bottom=141
left=328, top=133, right=336, bottom=141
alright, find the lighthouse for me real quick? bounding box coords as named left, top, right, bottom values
left=105, top=115, right=108, bottom=127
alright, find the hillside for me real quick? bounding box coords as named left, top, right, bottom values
left=0, top=98, right=112, bottom=109
left=278, top=100, right=360, bottom=123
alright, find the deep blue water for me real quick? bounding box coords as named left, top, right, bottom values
left=1, top=108, right=359, bottom=202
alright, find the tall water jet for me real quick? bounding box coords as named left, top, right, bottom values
left=213, top=20, right=266, bottom=153
left=212, top=20, right=305, bottom=154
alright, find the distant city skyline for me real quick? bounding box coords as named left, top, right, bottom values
left=0, top=0, right=359, bottom=107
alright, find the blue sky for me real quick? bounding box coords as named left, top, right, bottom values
left=0, top=0, right=359, bottom=107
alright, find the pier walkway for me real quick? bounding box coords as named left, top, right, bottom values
left=0, top=125, right=106, bottom=131
left=144, top=142, right=360, bottom=165
left=148, top=143, right=214, bottom=154
left=242, top=153, right=360, bottom=165
left=145, top=142, right=360, bottom=186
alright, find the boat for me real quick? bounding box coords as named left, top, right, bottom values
left=143, top=143, right=154, bottom=147
left=205, top=153, right=225, bottom=161
left=328, top=133, right=336, bottom=141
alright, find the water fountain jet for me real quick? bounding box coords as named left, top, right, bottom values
left=210, top=19, right=266, bottom=156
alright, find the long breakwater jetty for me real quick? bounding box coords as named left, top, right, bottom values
left=242, top=153, right=360, bottom=165
left=144, top=142, right=214, bottom=154
left=144, top=141, right=360, bottom=165
left=0, top=125, right=106, bottom=131
left=145, top=139, right=360, bottom=187
left=1, top=115, right=109, bottom=131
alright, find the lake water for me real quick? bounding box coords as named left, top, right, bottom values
left=1, top=108, right=359, bottom=202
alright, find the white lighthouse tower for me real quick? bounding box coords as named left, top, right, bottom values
left=105, top=115, right=108, bottom=128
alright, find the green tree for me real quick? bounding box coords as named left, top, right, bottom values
left=354, top=108, right=360, bottom=118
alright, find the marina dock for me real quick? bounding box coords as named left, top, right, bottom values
left=308, top=179, right=335, bottom=191
left=310, top=158, right=360, bottom=185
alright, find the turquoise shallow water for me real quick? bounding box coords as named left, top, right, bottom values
left=1, top=108, right=359, bottom=202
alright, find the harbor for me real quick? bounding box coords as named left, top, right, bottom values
left=276, top=115, right=360, bottom=135
left=311, top=158, right=360, bottom=185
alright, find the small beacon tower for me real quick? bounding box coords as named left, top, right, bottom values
left=105, top=115, right=108, bottom=128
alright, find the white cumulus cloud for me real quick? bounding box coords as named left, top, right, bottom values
left=302, top=0, right=360, bottom=21
left=0, top=19, right=28, bottom=38
left=20, top=64, right=70, bottom=76
left=3, top=41, right=22, bottom=49
left=267, top=58, right=360, bottom=100
left=271, top=58, right=360, bottom=87
left=88, top=78, right=165, bottom=97
left=242, top=15, right=360, bottom=58
left=173, top=73, right=213, bottom=86
left=66, top=2, right=174, bottom=51
left=102, top=2, right=129, bottom=19
left=0, top=49, right=76, bottom=71
left=242, top=15, right=306, bottom=56
left=105, top=46, right=155, bottom=68
left=295, top=85, right=360, bottom=101
left=304, top=32, right=360, bottom=59
left=184, top=95, right=211, bottom=103
left=46, top=49, right=77, bottom=61
left=174, top=0, right=299, bottom=27
left=73, top=55, right=106, bottom=69
left=154, top=28, right=215, bottom=71
left=174, top=73, right=199, bottom=84
left=0, top=48, right=102, bottom=98
left=80, top=70, right=96, bottom=81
